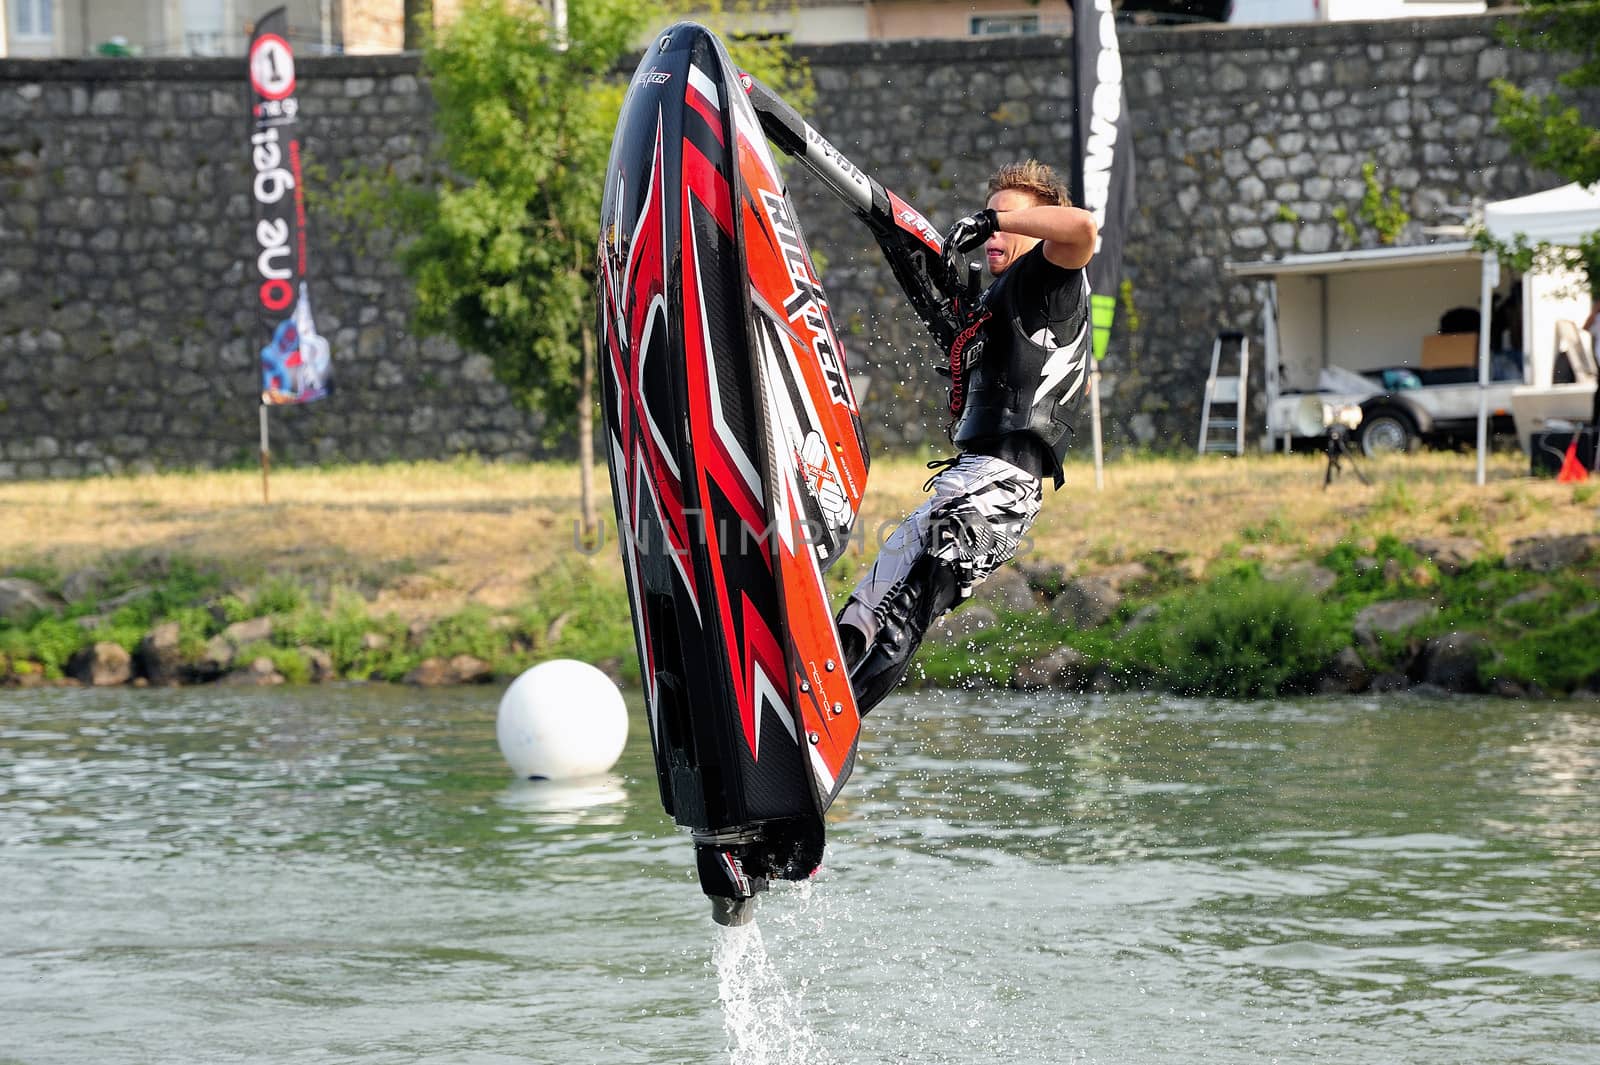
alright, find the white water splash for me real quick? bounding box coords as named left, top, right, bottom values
left=714, top=891, right=838, bottom=1065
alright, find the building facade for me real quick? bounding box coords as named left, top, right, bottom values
left=0, top=1, right=1501, bottom=57
left=1230, top=0, right=1486, bottom=23
left=0, top=0, right=461, bottom=58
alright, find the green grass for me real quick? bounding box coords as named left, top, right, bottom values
left=1491, top=609, right=1600, bottom=691
left=917, top=533, right=1600, bottom=697
left=1370, top=480, right=1422, bottom=518
left=0, top=553, right=635, bottom=685
left=918, top=569, right=1342, bottom=698
left=1240, top=510, right=1297, bottom=545
left=270, top=589, right=414, bottom=680
left=4, top=499, right=1598, bottom=694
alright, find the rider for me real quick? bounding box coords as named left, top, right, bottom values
left=837, top=159, right=1098, bottom=714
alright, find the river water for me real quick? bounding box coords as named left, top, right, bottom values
left=1, top=685, right=1595, bottom=1064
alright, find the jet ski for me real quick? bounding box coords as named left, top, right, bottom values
left=598, top=21, right=966, bottom=925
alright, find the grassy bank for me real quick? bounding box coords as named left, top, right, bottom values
left=917, top=533, right=1600, bottom=696
left=2, top=451, right=1596, bottom=692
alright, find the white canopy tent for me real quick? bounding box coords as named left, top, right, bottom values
left=1483, top=181, right=1600, bottom=246
left=1476, top=182, right=1600, bottom=483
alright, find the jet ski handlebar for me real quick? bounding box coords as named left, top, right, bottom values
left=738, top=72, right=977, bottom=351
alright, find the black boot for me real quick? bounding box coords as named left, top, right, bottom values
left=838, top=619, right=867, bottom=672
left=839, top=557, right=958, bottom=717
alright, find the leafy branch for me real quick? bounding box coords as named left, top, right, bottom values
left=1358, top=160, right=1409, bottom=246
left=1492, top=0, right=1600, bottom=187
left=1472, top=227, right=1600, bottom=298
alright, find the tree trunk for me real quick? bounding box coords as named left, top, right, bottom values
left=403, top=0, right=432, bottom=51
left=578, top=323, right=598, bottom=539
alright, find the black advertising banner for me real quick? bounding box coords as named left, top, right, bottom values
left=249, top=6, right=330, bottom=404
left=1071, top=0, right=1136, bottom=362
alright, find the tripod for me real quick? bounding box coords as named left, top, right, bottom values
left=1323, top=425, right=1369, bottom=488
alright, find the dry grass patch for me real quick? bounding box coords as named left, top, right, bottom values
left=850, top=448, right=1590, bottom=579
left=2, top=450, right=1594, bottom=621
left=0, top=459, right=593, bottom=619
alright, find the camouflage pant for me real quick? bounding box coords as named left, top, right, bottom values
left=838, top=452, right=1042, bottom=648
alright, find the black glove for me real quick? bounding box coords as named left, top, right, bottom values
left=940, top=208, right=999, bottom=289
left=945, top=208, right=1000, bottom=254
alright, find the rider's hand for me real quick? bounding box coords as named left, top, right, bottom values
left=944, top=208, right=999, bottom=253
left=941, top=208, right=999, bottom=284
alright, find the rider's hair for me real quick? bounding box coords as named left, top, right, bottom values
left=987, top=160, right=1069, bottom=207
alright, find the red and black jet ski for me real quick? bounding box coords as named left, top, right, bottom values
left=598, top=22, right=965, bottom=925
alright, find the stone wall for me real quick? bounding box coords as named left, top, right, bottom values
left=785, top=13, right=1566, bottom=450
left=0, top=53, right=548, bottom=479
left=0, top=13, right=1571, bottom=478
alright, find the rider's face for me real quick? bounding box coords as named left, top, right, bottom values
left=984, top=189, right=1042, bottom=276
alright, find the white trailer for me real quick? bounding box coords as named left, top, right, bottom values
left=1229, top=0, right=1486, bottom=24
left=1226, top=241, right=1593, bottom=458
left=1481, top=182, right=1600, bottom=474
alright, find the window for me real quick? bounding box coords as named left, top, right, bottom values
left=971, top=14, right=1040, bottom=36
left=12, top=0, right=55, bottom=40
left=183, top=0, right=229, bottom=56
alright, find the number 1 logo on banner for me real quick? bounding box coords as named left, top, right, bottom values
left=249, top=33, right=295, bottom=101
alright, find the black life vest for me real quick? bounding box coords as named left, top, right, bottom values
left=951, top=253, right=1091, bottom=488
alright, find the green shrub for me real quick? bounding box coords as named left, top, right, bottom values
left=247, top=573, right=309, bottom=617
left=0, top=616, right=86, bottom=678
left=514, top=558, right=638, bottom=680
left=234, top=641, right=311, bottom=685
left=353, top=626, right=419, bottom=681
left=275, top=589, right=367, bottom=663
left=1131, top=575, right=1342, bottom=697
left=86, top=616, right=147, bottom=655
left=169, top=606, right=218, bottom=659
left=1127, top=550, right=1194, bottom=597
left=419, top=604, right=503, bottom=664
left=94, top=554, right=223, bottom=622
left=152, top=557, right=223, bottom=612
left=265, top=590, right=415, bottom=681
left=1358, top=159, right=1409, bottom=246
left=1321, top=535, right=1429, bottom=595
left=914, top=612, right=1047, bottom=688
left=1491, top=609, right=1600, bottom=692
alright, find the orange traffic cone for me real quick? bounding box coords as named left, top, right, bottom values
left=1557, top=437, right=1589, bottom=483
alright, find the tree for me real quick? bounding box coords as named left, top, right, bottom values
left=345, top=1, right=812, bottom=536
left=1492, top=0, right=1600, bottom=187
left=1490, top=0, right=1600, bottom=293
left=358, top=0, right=812, bottom=530
left=404, top=0, right=433, bottom=51
left=403, top=0, right=646, bottom=536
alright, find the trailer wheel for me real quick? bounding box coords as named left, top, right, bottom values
left=1359, top=410, right=1415, bottom=457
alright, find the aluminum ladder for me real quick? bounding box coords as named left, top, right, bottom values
left=1197, top=330, right=1249, bottom=455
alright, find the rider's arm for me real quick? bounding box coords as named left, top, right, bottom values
left=994, top=205, right=1098, bottom=270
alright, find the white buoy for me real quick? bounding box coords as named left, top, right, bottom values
left=496, top=659, right=628, bottom=780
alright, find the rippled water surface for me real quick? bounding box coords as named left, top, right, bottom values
left=2, top=685, right=1596, bottom=1064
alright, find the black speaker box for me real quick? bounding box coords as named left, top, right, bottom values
left=1530, top=427, right=1600, bottom=477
